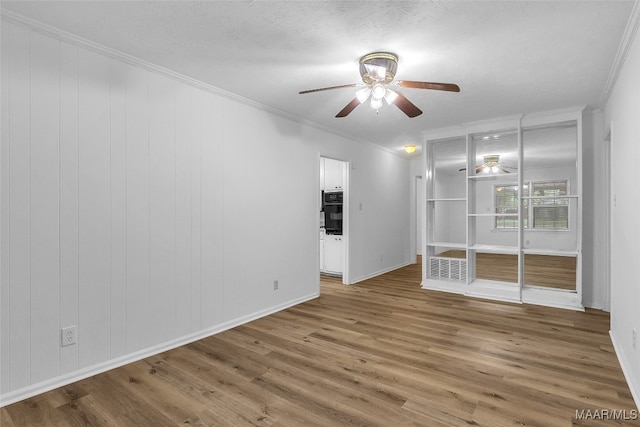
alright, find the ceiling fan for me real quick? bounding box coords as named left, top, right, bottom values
left=459, top=155, right=517, bottom=174
left=299, top=52, right=460, bottom=118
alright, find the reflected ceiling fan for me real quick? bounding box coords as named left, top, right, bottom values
left=299, top=52, right=460, bottom=118
left=459, top=155, right=517, bottom=174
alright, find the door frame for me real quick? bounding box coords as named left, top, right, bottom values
left=318, top=155, right=350, bottom=285
left=411, top=175, right=424, bottom=264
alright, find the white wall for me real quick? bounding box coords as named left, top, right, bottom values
left=604, top=10, right=640, bottom=408
left=347, top=147, right=412, bottom=281
left=0, top=20, right=412, bottom=405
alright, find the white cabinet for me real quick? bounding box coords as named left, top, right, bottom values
left=323, top=234, right=343, bottom=275
left=323, top=158, right=344, bottom=191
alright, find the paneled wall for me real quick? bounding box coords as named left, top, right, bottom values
left=1, top=19, right=413, bottom=405
left=0, top=21, right=229, bottom=393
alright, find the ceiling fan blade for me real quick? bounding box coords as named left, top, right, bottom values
left=497, top=166, right=511, bottom=173
left=389, top=92, right=422, bottom=118
left=475, top=165, right=484, bottom=173
left=335, top=97, right=362, bottom=118
left=299, top=83, right=359, bottom=94
left=397, top=81, right=460, bottom=92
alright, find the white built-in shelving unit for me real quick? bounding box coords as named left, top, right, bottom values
left=422, top=109, right=584, bottom=310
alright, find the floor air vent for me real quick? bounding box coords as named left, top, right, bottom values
left=429, top=257, right=467, bottom=281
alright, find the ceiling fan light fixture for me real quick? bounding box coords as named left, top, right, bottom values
left=371, top=83, right=386, bottom=100
left=356, top=87, right=372, bottom=103
left=370, top=97, right=383, bottom=110
left=384, top=88, right=399, bottom=105
left=404, top=144, right=417, bottom=154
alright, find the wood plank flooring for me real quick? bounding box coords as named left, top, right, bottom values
left=439, top=250, right=577, bottom=290
left=2, top=260, right=637, bottom=426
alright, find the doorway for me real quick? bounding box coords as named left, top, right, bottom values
left=319, top=156, right=349, bottom=285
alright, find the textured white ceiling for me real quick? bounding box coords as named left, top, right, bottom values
left=1, top=1, right=634, bottom=156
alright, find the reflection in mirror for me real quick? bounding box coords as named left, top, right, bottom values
left=470, top=130, right=518, bottom=176
left=522, top=121, right=578, bottom=253
left=473, top=251, right=519, bottom=285
left=431, top=137, right=466, bottom=199
left=432, top=200, right=466, bottom=245
left=524, top=254, right=577, bottom=291
left=521, top=121, right=578, bottom=291
left=430, top=136, right=467, bottom=251
left=467, top=130, right=519, bottom=287
left=523, top=122, right=577, bottom=180
left=470, top=215, right=518, bottom=248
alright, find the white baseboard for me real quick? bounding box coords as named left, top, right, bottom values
left=0, top=292, right=319, bottom=408
left=582, top=299, right=605, bottom=310
left=610, top=330, right=640, bottom=411
left=349, top=261, right=412, bottom=284
left=421, top=278, right=467, bottom=294
left=422, top=278, right=584, bottom=311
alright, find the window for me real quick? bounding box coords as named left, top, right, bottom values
left=531, top=181, right=569, bottom=229
left=495, top=180, right=569, bottom=230
left=495, top=185, right=522, bottom=229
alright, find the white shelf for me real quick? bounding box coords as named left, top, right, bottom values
left=468, top=244, right=519, bottom=254
left=521, top=195, right=579, bottom=200
left=468, top=213, right=518, bottom=217
left=468, top=173, right=518, bottom=180
left=426, top=242, right=467, bottom=249
left=427, top=244, right=578, bottom=256
left=522, top=248, right=579, bottom=256
left=427, top=198, right=466, bottom=202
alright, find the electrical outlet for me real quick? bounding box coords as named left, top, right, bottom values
left=61, top=326, right=76, bottom=347
left=273, top=280, right=279, bottom=290
left=633, top=329, right=637, bottom=349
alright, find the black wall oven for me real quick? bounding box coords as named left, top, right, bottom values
left=323, top=191, right=343, bottom=235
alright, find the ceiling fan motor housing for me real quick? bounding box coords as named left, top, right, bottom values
left=359, top=52, right=398, bottom=85
left=483, top=154, right=500, bottom=167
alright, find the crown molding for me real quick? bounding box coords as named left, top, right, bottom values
left=599, top=0, right=640, bottom=107
left=1, top=9, right=401, bottom=157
